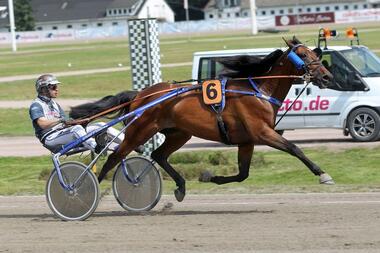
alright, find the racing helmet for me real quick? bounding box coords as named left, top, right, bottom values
left=35, top=74, right=61, bottom=94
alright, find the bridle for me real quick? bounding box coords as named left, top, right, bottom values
left=288, top=44, right=324, bottom=82
left=273, top=44, right=325, bottom=127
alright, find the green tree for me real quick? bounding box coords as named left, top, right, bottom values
left=14, top=0, right=35, bottom=31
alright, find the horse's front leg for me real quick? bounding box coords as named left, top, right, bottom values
left=199, top=144, right=254, bottom=184
left=259, top=127, right=334, bottom=184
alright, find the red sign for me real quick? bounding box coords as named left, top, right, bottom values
left=275, top=12, right=335, bottom=26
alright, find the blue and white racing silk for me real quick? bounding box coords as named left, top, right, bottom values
left=29, top=95, right=66, bottom=140
left=29, top=95, right=124, bottom=153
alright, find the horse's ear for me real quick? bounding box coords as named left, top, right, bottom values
left=283, top=37, right=294, bottom=48
left=313, top=47, right=323, bottom=59
left=292, top=36, right=302, bottom=45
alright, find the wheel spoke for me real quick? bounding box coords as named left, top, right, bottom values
left=363, top=114, right=369, bottom=123
left=365, top=119, right=375, bottom=126
left=355, top=116, right=364, bottom=124
left=74, top=195, right=92, bottom=210
left=365, top=127, right=374, bottom=134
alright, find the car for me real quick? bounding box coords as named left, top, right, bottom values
left=191, top=28, right=380, bottom=142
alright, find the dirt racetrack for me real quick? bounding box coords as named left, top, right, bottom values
left=1, top=193, right=380, bottom=253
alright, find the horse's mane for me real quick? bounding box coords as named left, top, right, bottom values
left=69, top=90, right=138, bottom=119
left=216, top=49, right=284, bottom=78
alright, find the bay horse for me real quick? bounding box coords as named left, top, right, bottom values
left=70, top=37, right=334, bottom=202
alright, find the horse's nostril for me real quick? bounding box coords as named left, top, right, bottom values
left=322, top=74, right=331, bottom=82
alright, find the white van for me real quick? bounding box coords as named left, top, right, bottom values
left=191, top=30, right=380, bottom=142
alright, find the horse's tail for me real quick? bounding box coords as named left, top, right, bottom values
left=69, top=90, right=138, bottom=119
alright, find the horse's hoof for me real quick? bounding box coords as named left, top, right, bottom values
left=199, top=171, right=213, bottom=182
left=320, top=173, right=335, bottom=185
left=174, top=188, right=185, bottom=202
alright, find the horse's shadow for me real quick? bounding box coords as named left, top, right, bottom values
left=0, top=209, right=274, bottom=221
left=94, top=209, right=274, bottom=217
left=184, top=138, right=355, bottom=149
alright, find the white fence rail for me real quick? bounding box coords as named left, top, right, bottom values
left=0, top=8, right=379, bottom=44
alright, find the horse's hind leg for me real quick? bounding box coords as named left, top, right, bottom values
left=199, top=144, right=254, bottom=184
left=98, top=122, right=159, bottom=183
left=151, top=129, right=191, bottom=202
left=259, top=128, right=334, bottom=184
left=98, top=148, right=127, bottom=183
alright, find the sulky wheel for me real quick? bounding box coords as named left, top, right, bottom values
left=46, top=161, right=100, bottom=221
left=112, top=156, right=162, bottom=212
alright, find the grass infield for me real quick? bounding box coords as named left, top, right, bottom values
left=0, top=148, right=379, bottom=195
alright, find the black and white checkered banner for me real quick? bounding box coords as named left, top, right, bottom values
left=128, top=18, right=165, bottom=156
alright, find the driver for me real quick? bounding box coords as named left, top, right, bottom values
left=29, top=74, right=124, bottom=154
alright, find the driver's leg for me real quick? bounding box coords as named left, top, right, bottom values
left=44, top=125, right=97, bottom=152
left=86, top=122, right=124, bottom=144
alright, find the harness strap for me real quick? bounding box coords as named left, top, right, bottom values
left=247, top=77, right=282, bottom=107
left=216, top=113, right=232, bottom=145
left=170, top=79, right=205, bottom=84
left=210, top=77, right=228, bottom=114
left=210, top=77, right=232, bottom=145
left=248, top=76, right=261, bottom=92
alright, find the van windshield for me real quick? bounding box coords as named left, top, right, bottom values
left=340, top=47, right=380, bottom=77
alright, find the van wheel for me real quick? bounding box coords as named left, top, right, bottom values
left=347, top=107, right=380, bottom=142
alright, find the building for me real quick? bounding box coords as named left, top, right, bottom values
left=203, top=0, right=378, bottom=20
left=0, top=0, right=174, bottom=32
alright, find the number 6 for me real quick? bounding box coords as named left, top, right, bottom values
left=206, top=83, right=218, bottom=100
left=202, top=80, right=222, bottom=105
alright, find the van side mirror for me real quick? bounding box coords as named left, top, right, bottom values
left=313, top=48, right=322, bottom=59
left=349, top=73, right=368, bottom=91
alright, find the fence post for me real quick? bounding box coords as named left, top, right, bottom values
left=128, top=18, right=165, bottom=157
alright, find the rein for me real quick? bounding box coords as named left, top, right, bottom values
left=68, top=74, right=308, bottom=126
left=69, top=44, right=318, bottom=125
left=67, top=85, right=200, bottom=125
left=274, top=81, right=310, bottom=127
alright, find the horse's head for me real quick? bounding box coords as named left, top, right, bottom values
left=284, top=37, right=333, bottom=88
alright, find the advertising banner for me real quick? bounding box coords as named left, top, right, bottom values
left=15, top=32, right=40, bottom=43
left=41, top=31, right=75, bottom=41
left=257, top=16, right=276, bottom=28
left=275, top=12, right=335, bottom=26
left=0, top=33, right=9, bottom=43
left=335, top=8, right=380, bottom=23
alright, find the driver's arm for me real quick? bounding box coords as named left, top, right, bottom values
left=36, top=117, right=64, bottom=130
